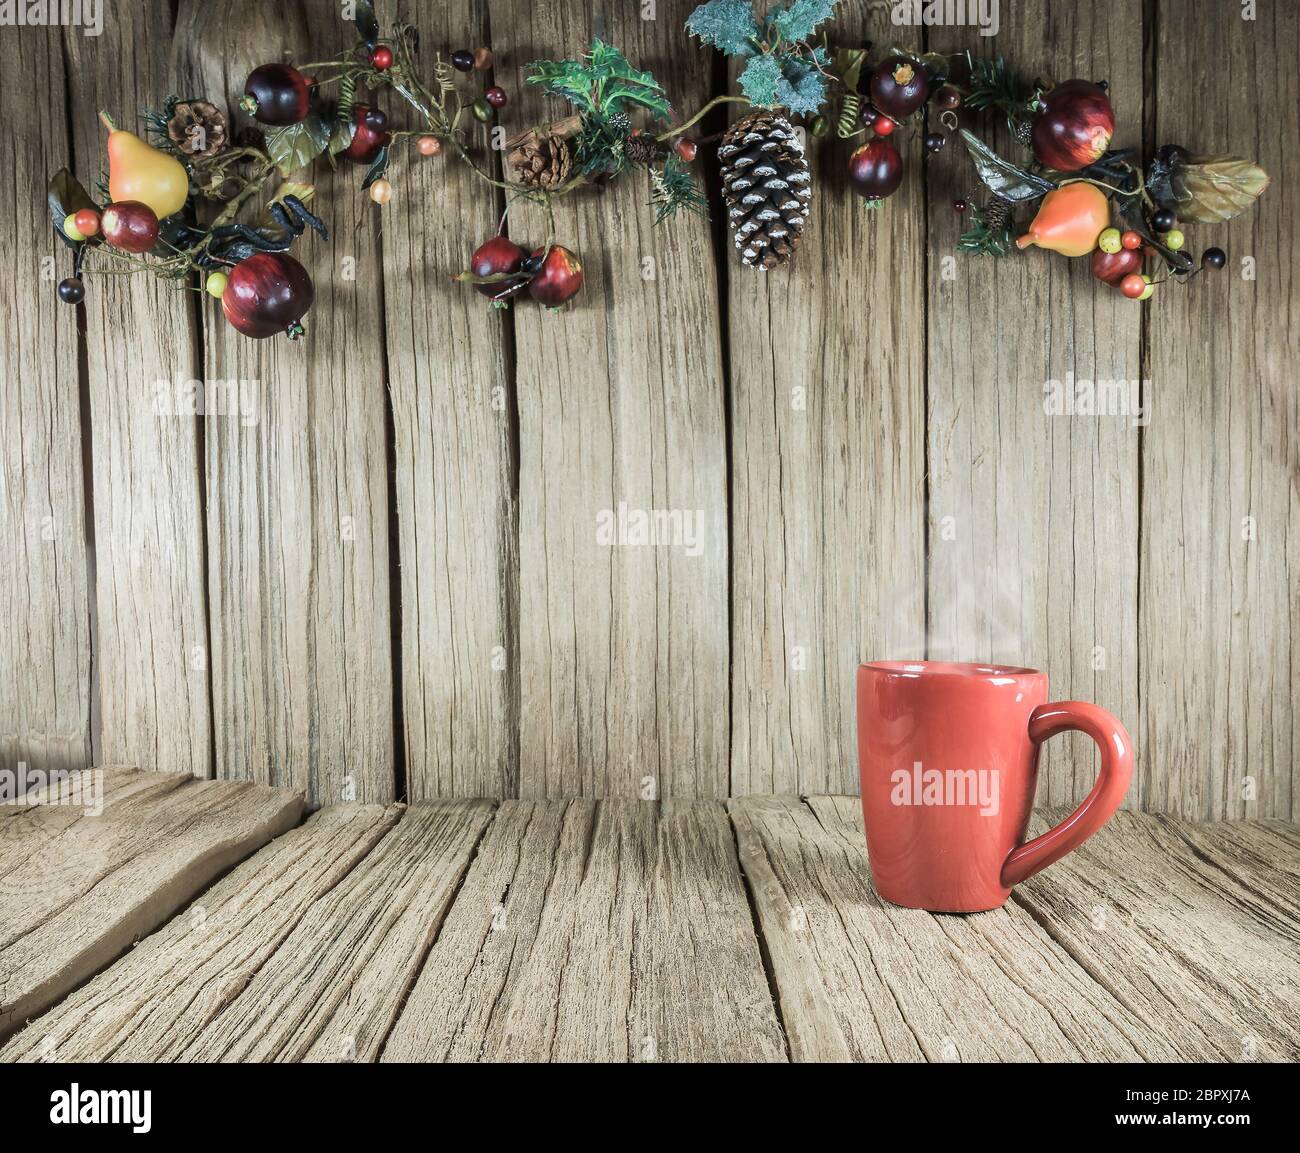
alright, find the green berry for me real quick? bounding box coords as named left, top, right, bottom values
left=1098, top=227, right=1123, bottom=254
left=205, top=271, right=229, bottom=298
left=1164, top=229, right=1185, bottom=251
left=63, top=213, right=86, bottom=242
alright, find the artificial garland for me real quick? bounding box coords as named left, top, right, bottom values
left=48, top=0, right=1268, bottom=339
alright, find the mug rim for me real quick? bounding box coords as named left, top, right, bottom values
left=861, top=659, right=1043, bottom=679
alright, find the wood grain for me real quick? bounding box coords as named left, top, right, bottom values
left=1015, top=809, right=1300, bottom=1061
left=386, top=1, right=518, bottom=799
left=0, top=766, right=302, bottom=1040
left=489, top=0, right=730, bottom=798
left=176, top=800, right=491, bottom=1061
left=925, top=1, right=1141, bottom=808
left=63, top=1, right=212, bottom=776
left=0, top=27, right=92, bottom=775
left=382, top=799, right=786, bottom=1061
left=0, top=802, right=396, bottom=1061
left=174, top=0, right=395, bottom=805
left=1139, top=0, right=1299, bottom=819
left=728, top=0, right=926, bottom=795
left=730, top=795, right=1176, bottom=1061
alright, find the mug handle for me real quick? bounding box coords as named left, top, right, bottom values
left=1000, top=701, right=1134, bottom=888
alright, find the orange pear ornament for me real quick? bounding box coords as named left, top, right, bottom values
left=101, top=111, right=189, bottom=219
left=1015, top=182, right=1110, bottom=258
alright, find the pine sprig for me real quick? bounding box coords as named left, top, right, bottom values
left=963, top=55, right=1041, bottom=131
left=648, top=154, right=708, bottom=224
left=956, top=202, right=1014, bottom=257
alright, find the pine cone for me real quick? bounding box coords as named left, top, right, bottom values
left=984, top=195, right=1013, bottom=232
left=623, top=132, right=665, bottom=166
left=507, top=122, right=577, bottom=190
left=718, top=111, right=811, bottom=270
left=168, top=100, right=227, bottom=159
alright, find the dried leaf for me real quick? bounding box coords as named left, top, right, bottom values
left=265, top=114, right=330, bottom=176
left=1175, top=155, right=1269, bottom=224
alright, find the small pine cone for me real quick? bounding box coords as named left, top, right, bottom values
left=168, top=100, right=227, bottom=158
left=1013, top=118, right=1033, bottom=148
left=718, top=110, right=812, bottom=270
left=507, top=127, right=576, bottom=189
left=984, top=196, right=1013, bottom=232
left=623, top=132, right=665, bottom=166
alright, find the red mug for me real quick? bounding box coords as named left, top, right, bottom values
left=856, top=661, right=1133, bottom=912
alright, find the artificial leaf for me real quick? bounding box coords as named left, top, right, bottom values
left=768, top=0, right=837, bottom=44
left=361, top=145, right=389, bottom=189
left=48, top=168, right=99, bottom=251
left=959, top=129, right=1056, bottom=202
left=738, top=54, right=783, bottom=106
left=328, top=114, right=357, bottom=159
left=1174, top=155, right=1269, bottom=224
left=1144, top=144, right=1189, bottom=211
left=685, top=0, right=760, bottom=57
left=265, top=113, right=330, bottom=176
left=353, top=0, right=380, bottom=49
left=776, top=60, right=827, bottom=117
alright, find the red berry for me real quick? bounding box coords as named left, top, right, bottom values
left=1121, top=230, right=1143, bottom=250
left=73, top=208, right=101, bottom=237
left=371, top=46, right=393, bottom=70
left=873, top=116, right=896, bottom=136
left=953, top=198, right=968, bottom=213
left=417, top=135, right=442, bottom=157
left=1119, top=273, right=1146, bottom=299
left=674, top=137, right=698, bottom=162
left=485, top=86, right=507, bottom=109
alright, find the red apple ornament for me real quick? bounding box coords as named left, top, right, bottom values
left=848, top=139, right=903, bottom=200
left=221, top=252, right=315, bottom=339
left=1031, top=80, right=1115, bottom=171
left=469, top=236, right=527, bottom=299
left=1091, top=246, right=1143, bottom=286
left=341, top=104, right=391, bottom=164
left=101, top=201, right=159, bottom=253
left=528, top=245, right=583, bottom=307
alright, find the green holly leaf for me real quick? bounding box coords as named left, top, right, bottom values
left=776, top=59, right=826, bottom=117
left=528, top=40, right=671, bottom=119
left=685, top=0, right=760, bottom=57
left=768, top=0, right=838, bottom=44
left=739, top=55, right=783, bottom=106
left=265, top=113, right=330, bottom=176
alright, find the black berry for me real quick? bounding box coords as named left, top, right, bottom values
left=58, top=276, right=85, bottom=304
left=953, top=198, right=968, bottom=213
left=1202, top=247, right=1226, bottom=269
left=924, top=132, right=946, bottom=152
left=451, top=49, right=474, bottom=72
left=364, top=107, right=388, bottom=133
left=1152, top=208, right=1176, bottom=232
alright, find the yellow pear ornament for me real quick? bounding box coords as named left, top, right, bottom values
left=101, top=111, right=189, bottom=219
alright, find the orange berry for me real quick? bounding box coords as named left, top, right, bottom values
left=417, top=135, right=442, bottom=157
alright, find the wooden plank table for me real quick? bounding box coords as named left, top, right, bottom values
left=2, top=779, right=1296, bottom=1061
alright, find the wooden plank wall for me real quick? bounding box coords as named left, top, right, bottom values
left=0, top=0, right=1294, bottom=816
